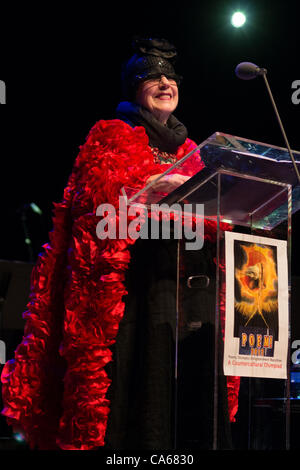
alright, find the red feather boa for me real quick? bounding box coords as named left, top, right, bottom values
left=1, top=119, right=240, bottom=449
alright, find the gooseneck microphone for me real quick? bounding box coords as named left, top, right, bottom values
left=235, top=61, right=267, bottom=80
left=235, top=62, right=300, bottom=185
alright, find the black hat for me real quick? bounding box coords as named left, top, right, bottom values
left=122, top=37, right=182, bottom=100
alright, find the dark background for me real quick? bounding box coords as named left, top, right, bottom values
left=0, top=0, right=299, bottom=270
left=0, top=0, right=299, bottom=451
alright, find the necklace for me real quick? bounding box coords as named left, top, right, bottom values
left=151, top=147, right=177, bottom=165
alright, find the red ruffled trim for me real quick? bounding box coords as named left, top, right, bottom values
left=219, top=261, right=241, bottom=423
left=1, top=119, right=239, bottom=449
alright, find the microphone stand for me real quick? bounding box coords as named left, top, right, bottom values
left=21, top=207, right=34, bottom=263
left=236, top=62, right=295, bottom=451
left=254, top=66, right=296, bottom=452
left=260, top=70, right=300, bottom=185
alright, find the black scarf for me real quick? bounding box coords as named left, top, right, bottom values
left=116, top=101, right=188, bottom=154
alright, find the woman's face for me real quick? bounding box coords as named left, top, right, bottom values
left=135, top=75, right=179, bottom=124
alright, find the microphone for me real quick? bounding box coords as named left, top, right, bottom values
left=235, top=62, right=300, bottom=185
left=235, top=62, right=267, bottom=80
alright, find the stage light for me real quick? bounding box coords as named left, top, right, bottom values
left=30, top=202, right=43, bottom=215
left=231, top=11, right=246, bottom=28
left=13, top=432, right=26, bottom=443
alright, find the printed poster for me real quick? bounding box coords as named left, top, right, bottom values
left=223, top=231, right=289, bottom=379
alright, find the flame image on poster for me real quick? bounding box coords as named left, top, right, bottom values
left=234, top=242, right=278, bottom=357
left=235, top=243, right=278, bottom=324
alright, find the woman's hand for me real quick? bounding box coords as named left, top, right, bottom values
left=146, top=173, right=190, bottom=193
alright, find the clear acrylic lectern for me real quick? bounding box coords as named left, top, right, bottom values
left=123, top=132, right=300, bottom=450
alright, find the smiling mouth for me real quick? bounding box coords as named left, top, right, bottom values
left=155, top=93, right=172, bottom=100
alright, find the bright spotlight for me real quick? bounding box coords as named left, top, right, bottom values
left=13, top=432, right=26, bottom=443
left=231, top=11, right=246, bottom=28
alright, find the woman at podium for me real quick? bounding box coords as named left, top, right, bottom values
left=1, top=37, right=239, bottom=450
